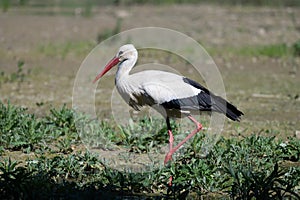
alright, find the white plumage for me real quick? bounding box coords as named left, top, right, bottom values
left=117, top=70, right=202, bottom=111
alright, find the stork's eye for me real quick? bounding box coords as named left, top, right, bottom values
left=118, top=51, right=124, bottom=56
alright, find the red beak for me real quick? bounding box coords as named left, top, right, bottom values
left=93, top=56, right=120, bottom=83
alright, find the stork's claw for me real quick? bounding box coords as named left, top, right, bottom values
left=168, top=176, right=173, bottom=186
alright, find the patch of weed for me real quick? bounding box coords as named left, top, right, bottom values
left=97, top=18, right=122, bottom=43
left=1, top=0, right=10, bottom=12
left=118, top=117, right=177, bottom=153
left=207, top=43, right=292, bottom=58
left=0, top=102, right=44, bottom=151
left=0, top=60, right=29, bottom=86
left=37, top=41, right=94, bottom=59
left=292, top=39, right=300, bottom=57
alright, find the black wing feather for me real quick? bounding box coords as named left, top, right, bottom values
left=129, top=90, right=156, bottom=111
left=162, top=77, right=244, bottom=121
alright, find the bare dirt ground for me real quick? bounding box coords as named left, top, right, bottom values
left=0, top=4, right=299, bottom=138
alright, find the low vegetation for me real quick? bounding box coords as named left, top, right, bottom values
left=97, top=18, right=122, bottom=43
left=0, top=60, right=29, bottom=86
left=37, top=41, right=94, bottom=60
left=0, top=102, right=299, bottom=199
left=2, top=0, right=300, bottom=13
left=207, top=42, right=300, bottom=58
left=293, top=39, right=300, bottom=57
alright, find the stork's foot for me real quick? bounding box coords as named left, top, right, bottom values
left=168, top=176, right=173, bottom=186
left=165, top=129, right=174, bottom=186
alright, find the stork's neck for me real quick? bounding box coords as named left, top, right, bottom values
left=115, top=57, right=137, bottom=83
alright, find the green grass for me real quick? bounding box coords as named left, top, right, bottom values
left=0, top=102, right=299, bottom=199
left=34, top=41, right=297, bottom=63
left=4, top=0, right=300, bottom=7
left=97, top=18, right=122, bottom=43
left=293, top=39, right=300, bottom=56
left=0, top=60, right=29, bottom=86
left=36, top=40, right=95, bottom=59
left=3, top=0, right=300, bottom=15
left=207, top=43, right=293, bottom=58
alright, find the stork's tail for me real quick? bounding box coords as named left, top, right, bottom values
left=212, top=95, right=244, bottom=121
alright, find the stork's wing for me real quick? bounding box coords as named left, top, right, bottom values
left=143, top=76, right=216, bottom=111
left=128, top=71, right=243, bottom=121
left=138, top=72, right=202, bottom=104
left=127, top=70, right=201, bottom=110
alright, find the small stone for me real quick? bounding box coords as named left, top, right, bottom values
left=295, top=130, right=300, bottom=139
left=279, top=142, right=287, bottom=148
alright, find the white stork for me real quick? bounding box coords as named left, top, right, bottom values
left=93, top=44, right=243, bottom=166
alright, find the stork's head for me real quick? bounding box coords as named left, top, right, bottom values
left=93, top=44, right=137, bottom=83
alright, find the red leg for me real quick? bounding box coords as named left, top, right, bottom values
left=165, top=132, right=173, bottom=186
left=164, top=115, right=202, bottom=165
left=164, top=118, right=174, bottom=186
left=164, top=116, right=202, bottom=186
left=164, top=130, right=174, bottom=165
